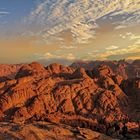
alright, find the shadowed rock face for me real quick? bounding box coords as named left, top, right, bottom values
left=0, top=64, right=22, bottom=82
left=0, top=61, right=139, bottom=139
left=71, top=60, right=140, bottom=79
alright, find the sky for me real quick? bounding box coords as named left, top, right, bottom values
left=0, top=0, right=140, bottom=65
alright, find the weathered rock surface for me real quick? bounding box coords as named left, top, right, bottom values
left=0, top=60, right=139, bottom=139
left=71, top=59, right=140, bottom=79
left=0, top=122, right=118, bottom=140
left=0, top=64, right=22, bottom=82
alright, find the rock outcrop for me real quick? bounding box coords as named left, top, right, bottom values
left=0, top=64, right=22, bottom=82
left=71, top=59, right=140, bottom=79
left=0, top=122, right=118, bottom=140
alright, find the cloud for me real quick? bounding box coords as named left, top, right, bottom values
left=0, top=11, right=10, bottom=24
left=60, top=45, right=76, bottom=49
left=0, top=11, right=10, bottom=15
left=119, top=34, right=126, bottom=39
left=106, top=45, right=119, bottom=50
left=114, top=25, right=127, bottom=30
left=38, top=44, right=140, bottom=62
left=119, top=32, right=140, bottom=41
left=24, top=0, right=140, bottom=45
left=87, top=50, right=99, bottom=55
left=126, top=56, right=140, bottom=60
left=89, top=44, right=140, bottom=60
left=38, top=52, right=76, bottom=61
left=115, top=12, right=140, bottom=28
left=0, top=10, right=10, bottom=26
left=135, top=39, right=140, bottom=45
left=129, top=34, right=140, bottom=40
left=66, top=53, right=75, bottom=60
left=33, top=53, right=76, bottom=65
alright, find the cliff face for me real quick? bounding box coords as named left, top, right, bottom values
left=0, top=61, right=139, bottom=137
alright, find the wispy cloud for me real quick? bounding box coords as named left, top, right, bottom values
left=114, top=25, right=127, bottom=30
left=135, top=39, right=140, bottom=45
left=24, top=0, right=140, bottom=45
left=0, top=11, right=10, bottom=15
left=0, top=10, right=10, bottom=26
left=39, top=52, right=76, bottom=61
left=106, top=45, right=119, bottom=50
left=87, top=44, right=140, bottom=60
left=119, top=32, right=140, bottom=41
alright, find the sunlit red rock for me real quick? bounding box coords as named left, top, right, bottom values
left=0, top=60, right=139, bottom=139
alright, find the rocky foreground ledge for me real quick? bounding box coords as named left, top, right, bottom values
left=0, top=60, right=139, bottom=139
left=0, top=121, right=118, bottom=140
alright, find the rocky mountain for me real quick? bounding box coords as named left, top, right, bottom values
left=71, top=60, right=140, bottom=79
left=0, top=64, right=22, bottom=82
left=0, top=60, right=139, bottom=139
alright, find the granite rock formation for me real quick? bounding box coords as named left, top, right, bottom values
left=0, top=60, right=139, bottom=139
